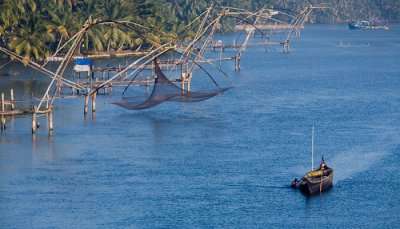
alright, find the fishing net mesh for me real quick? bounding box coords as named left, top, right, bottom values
left=113, top=61, right=230, bottom=110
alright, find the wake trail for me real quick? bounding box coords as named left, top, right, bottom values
left=331, top=128, right=399, bottom=184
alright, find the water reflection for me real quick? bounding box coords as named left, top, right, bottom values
left=120, top=110, right=230, bottom=146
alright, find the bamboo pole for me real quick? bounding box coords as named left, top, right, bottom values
left=37, top=18, right=93, bottom=113
left=0, top=47, right=84, bottom=91
left=238, top=10, right=261, bottom=55
left=89, top=43, right=172, bottom=96
left=46, top=94, right=50, bottom=110
left=56, top=78, right=62, bottom=96
left=181, top=6, right=213, bottom=58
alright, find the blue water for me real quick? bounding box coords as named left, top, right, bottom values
left=1, top=25, right=400, bottom=228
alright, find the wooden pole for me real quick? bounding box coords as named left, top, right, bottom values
left=1, top=93, right=5, bottom=131
left=48, top=106, right=54, bottom=132
left=46, top=94, right=49, bottom=110
left=219, top=45, right=223, bottom=68
left=84, top=95, right=89, bottom=115
left=1, top=115, right=4, bottom=131
left=283, top=40, right=290, bottom=53
left=235, top=56, right=239, bottom=71
left=181, top=72, right=186, bottom=94
left=72, top=84, right=75, bottom=96
left=32, top=106, right=37, bottom=134
left=56, top=79, right=63, bottom=96
left=235, top=53, right=241, bottom=71
left=1, top=93, right=4, bottom=112
left=187, top=73, right=192, bottom=93
left=91, top=109, right=96, bottom=121
left=91, top=91, right=97, bottom=113
left=10, top=88, right=15, bottom=110
left=311, top=126, right=314, bottom=171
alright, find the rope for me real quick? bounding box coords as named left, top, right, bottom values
left=0, top=59, right=12, bottom=70
left=193, top=61, right=220, bottom=89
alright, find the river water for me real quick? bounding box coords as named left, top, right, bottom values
left=1, top=25, right=400, bottom=228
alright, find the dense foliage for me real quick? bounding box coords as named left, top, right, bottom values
left=1, top=0, right=399, bottom=62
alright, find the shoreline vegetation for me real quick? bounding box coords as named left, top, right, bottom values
left=0, top=0, right=399, bottom=62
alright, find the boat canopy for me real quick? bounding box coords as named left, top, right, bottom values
left=306, top=170, right=323, bottom=177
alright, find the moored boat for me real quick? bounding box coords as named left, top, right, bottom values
left=348, top=20, right=389, bottom=30
left=348, top=20, right=369, bottom=30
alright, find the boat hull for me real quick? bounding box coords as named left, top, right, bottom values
left=299, top=172, right=333, bottom=195
left=348, top=23, right=360, bottom=30
left=348, top=22, right=389, bottom=30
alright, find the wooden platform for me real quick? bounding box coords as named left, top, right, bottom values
left=0, top=109, right=28, bottom=116
left=211, top=41, right=282, bottom=50
left=47, top=50, right=150, bottom=62
left=235, top=24, right=304, bottom=31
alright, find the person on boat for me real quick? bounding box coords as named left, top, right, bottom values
left=319, top=156, right=327, bottom=170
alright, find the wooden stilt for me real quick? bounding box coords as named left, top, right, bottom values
left=56, top=79, right=62, bottom=96
left=1, top=93, right=5, bottom=131
left=235, top=57, right=238, bottom=71
left=235, top=54, right=241, bottom=71
left=1, top=117, right=5, bottom=131
left=91, top=92, right=97, bottom=113
left=1, top=93, right=4, bottom=111
left=10, top=88, right=15, bottom=110
left=0, top=116, right=5, bottom=131
left=48, top=107, right=54, bottom=132
left=283, top=40, right=290, bottom=53
left=187, top=73, right=192, bottom=93
left=91, top=110, right=96, bottom=121
left=181, top=72, right=186, bottom=95
left=84, top=95, right=89, bottom=115
left=32, top=106, right=37, bottom=134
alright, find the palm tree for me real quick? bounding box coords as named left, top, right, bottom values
left=1, top=0, right=53, bottom=62
left=98, top=0, right=136, bottom=51
left=8, top=20, right=52, bottom=63
left=45, top=2, right=80, bottom=50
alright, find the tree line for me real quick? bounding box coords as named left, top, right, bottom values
left=1, top=0, right=399, bottom=62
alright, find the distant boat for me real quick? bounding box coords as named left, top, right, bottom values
left=291, top=127, right=334, bottom=195
left=348, top=20, right=389, bottom=30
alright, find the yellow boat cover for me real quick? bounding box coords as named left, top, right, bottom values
left=306, top=170, right=323, bottom=177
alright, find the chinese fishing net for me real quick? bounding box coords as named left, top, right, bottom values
left=112, top=60, right=231, bottom=110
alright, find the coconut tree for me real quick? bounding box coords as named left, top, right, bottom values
left=99, top=0, right=137, bottom=51
left=1, top=0, right=54, bottom=62
left=8, top=17, right=53, bottom=63
left=45, top=1, right=81, bottom=52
